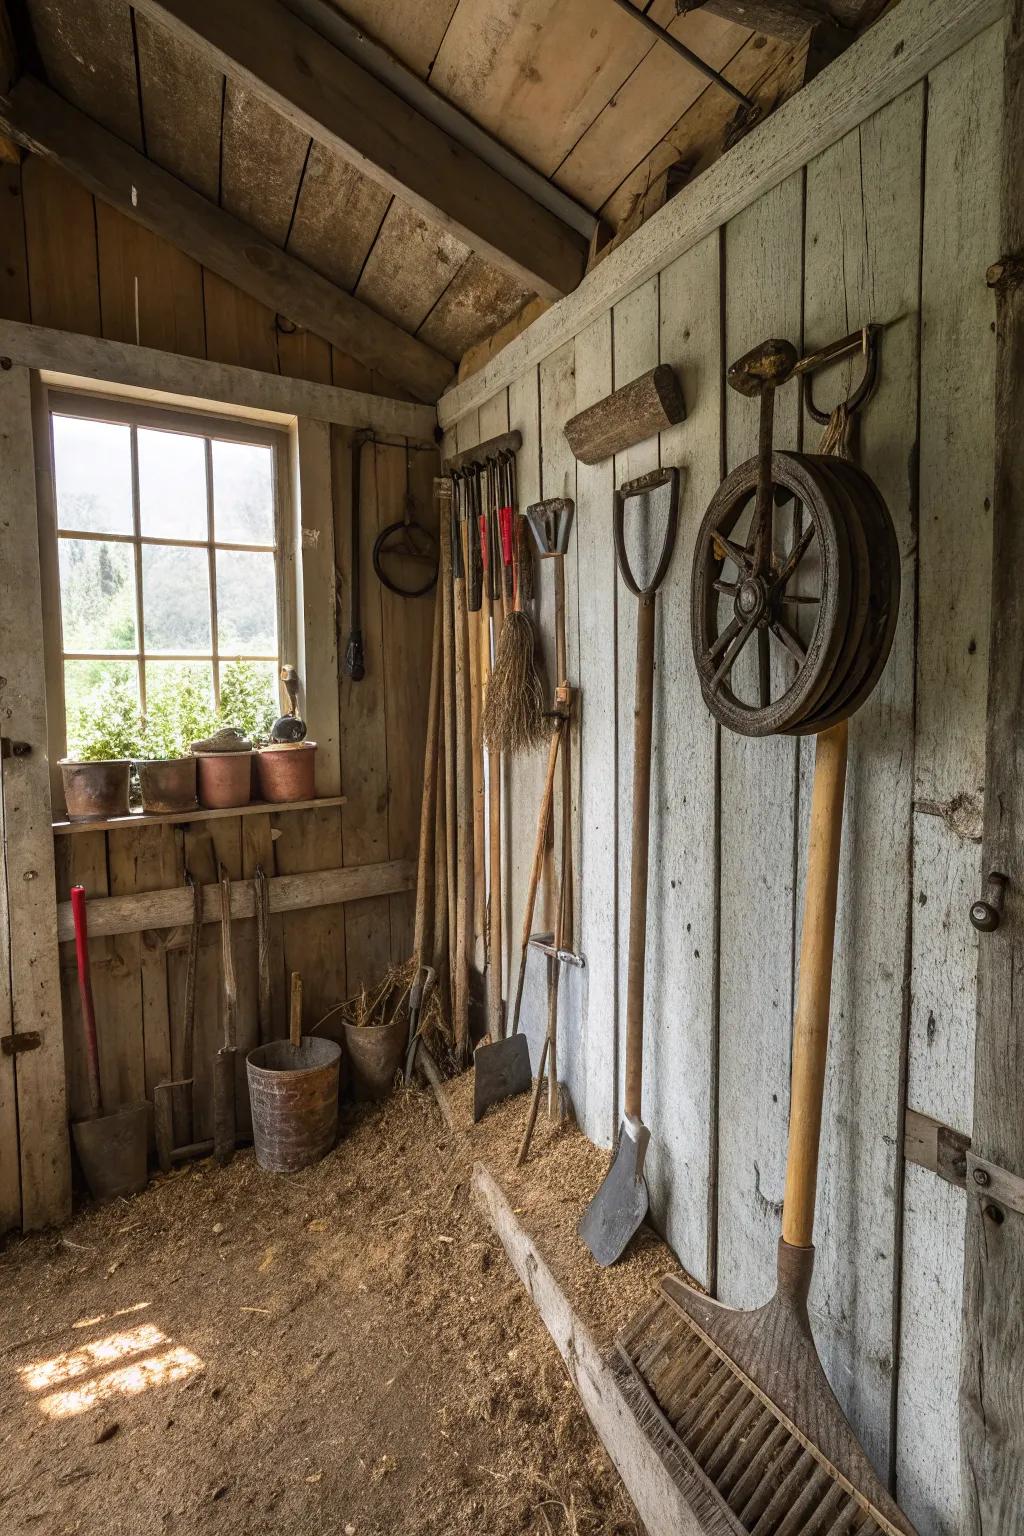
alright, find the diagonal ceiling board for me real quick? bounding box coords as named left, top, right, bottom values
left=26, top=0, right=142, bottom=146
left=600, top=28, right=799, bottom=230
left=314, top=0, right=459, bottom=76
left=554, top=10, right=753, bottom=211
left=220, top=79, right=310, bottom=245
left=355, top=199, right=470, bottom=333
left=286, top=140, right=391, bottom=292
left=135, top=11, right=223, bottom=200
left=131, top=0, right=588, bottom=299
left=0, top=76, right=454, bottom=399
left=427, top=0, right=680, bottom=185
left=416, top=252, right=531, bottom=364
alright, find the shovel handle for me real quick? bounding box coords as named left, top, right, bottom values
left=624, top=597, right=657, bottom=1123
left=510, top=720, right=564, bottom=1036
left=613, top=467, right=679, bottom=598
left=289, top=971, right=303, bottom=1048
left=781, top=720, right=848, bottom=1247
left=70, top=885, right=102, bottom=1119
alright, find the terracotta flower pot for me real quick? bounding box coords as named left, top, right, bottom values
left=61, top=760, right=131, bottom=822
left=137, top=756, right=197, bottom=814
left=256, top=742, right=317, bottom=804
left=195, top=751, right=253, bottom=809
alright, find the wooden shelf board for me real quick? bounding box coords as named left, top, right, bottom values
left=52, top=795, right=348, bottom=836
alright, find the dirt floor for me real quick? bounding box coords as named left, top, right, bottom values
left=0, top=1074, right=681, bottom=1536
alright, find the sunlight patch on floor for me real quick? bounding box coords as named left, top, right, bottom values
left=19, top=1321, right=205, bottom=1418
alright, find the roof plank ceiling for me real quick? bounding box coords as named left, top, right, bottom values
left=15, top=0, right=895, bottom=376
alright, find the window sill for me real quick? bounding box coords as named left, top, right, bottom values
left=51, top=795, right=348, bottom=836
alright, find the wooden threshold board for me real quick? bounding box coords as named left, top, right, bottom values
left=52, top=794, right=347, bottom=836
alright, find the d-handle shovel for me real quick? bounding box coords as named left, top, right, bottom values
left=580, top=466, right=680, bottom=1266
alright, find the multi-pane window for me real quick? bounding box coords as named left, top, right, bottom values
left=49, top=396, right=287, bottom=758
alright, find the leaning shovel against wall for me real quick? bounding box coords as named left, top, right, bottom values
left=579, top=467, right=679, bottom=1265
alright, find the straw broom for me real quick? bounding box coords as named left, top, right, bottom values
left=483, top=512, right=549, bottom=755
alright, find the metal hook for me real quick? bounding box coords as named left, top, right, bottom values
left=799, top=325, right=880, bottom=426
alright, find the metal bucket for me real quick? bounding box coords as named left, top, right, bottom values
left=71, top=1102, right=149, bottom=1201
left=341, top=1015, right=406, bottom=1100
left=246, top=1037, right=341, bottom=1173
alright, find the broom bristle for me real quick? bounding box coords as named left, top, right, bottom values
left=483, top=610, right=551, bottom=756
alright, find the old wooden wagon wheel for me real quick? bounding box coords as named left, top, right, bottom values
left=691, top=334, right=900, bottom=738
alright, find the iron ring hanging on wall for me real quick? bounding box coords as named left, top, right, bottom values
left=371, top=517, right=438, bottom=597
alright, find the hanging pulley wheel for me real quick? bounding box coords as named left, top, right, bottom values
left=372, top=451, right=439, bottom=597
left=690, top=335, right=900, bottom=738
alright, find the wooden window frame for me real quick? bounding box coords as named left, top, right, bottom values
left=39, top=386, right=298, bottom=770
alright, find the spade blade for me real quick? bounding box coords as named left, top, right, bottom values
left=473, top=1034, right=532, bottom=1122
left=579, top=1116, right=650, bottom=1267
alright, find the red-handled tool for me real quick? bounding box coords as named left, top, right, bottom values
left=71, top=885, right=102, bottom=1120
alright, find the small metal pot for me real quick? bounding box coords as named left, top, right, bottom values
left=195, top=751, right=253, bottom=809
left=137, top=756, right=197, bottom=814
left=341, top=1014, right=406, bottom=1100
left=61, top=760, right=131, bottom=821
left=255, top=742, right=317, bottom=803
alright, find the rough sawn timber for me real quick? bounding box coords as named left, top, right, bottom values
left=0, top=77, right=453, bottom=403
left=131, top=0, right=587, bottom=301
left=563, top=363, right=686, bottom=465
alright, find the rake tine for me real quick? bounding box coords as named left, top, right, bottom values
left=654, top=1336, right=712, bottom=1413
left=681, top=1372, right=745, bottom=1449
left=674, top=1358, right=733, bottom=1436
left=739, top=1441, right=806, bottom=1528
left=701, top=1393, right=766, bottom=1480
left=796, top=1482, right=849, bottom=1536
left=750, top=1448, right=818, bottom=1535
left=773, top=1469, right=834, bottom=1536
left=820, top=1498, right=871, bottom=1536
left=717, top=1408, right=778, bottom=1496
left=726, top=1420, right=790, bottom=1512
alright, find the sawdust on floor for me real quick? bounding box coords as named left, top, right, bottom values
left=0, top=1088, right=642, bottom=1536
left=442, top=1069, right=695, bottom=1346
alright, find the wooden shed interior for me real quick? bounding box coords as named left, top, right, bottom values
left=0, top=1, right=1021, bottom=1533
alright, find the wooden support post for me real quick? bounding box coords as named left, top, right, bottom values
left=0, top=364, right=70, bottom=1231
left=960, top=6, right=1024, bottom=1529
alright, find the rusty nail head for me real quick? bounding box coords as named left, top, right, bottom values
left=974, top=1167, right=991, bottom=1187
left=0, top=357, right=11, bottom=370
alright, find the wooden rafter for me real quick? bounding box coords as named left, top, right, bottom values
left=131, top=0, right=588, bottom=301
left=0, top=76, right=454, bottom=402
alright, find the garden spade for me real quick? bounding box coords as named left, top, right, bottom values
left=579, top=467, right=679, bottom=1266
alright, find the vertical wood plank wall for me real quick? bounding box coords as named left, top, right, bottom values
left=0, top=158, right=438, bottom=1196
left=448, top=25, right=1002, bottom=1532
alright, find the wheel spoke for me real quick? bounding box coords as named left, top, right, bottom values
left=768, top=619, right=806, bottom=665
left=758, top=627, right=770, bottom=708
left=713, top=578, right=739, bottom=596
left=771, top=523, right=816, bottom=592
left=710, top=612, right=759, bottom=691
left=712, top=532, right=754, bottom=573
left=707, top=615, right=742, bottom=662
left=778, top=593, right=820, bottom=605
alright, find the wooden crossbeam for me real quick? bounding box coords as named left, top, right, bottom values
left=0, top=76, right=454, bottom=403
left=131, top=0, right=588, bottom=300
left=55, top=858, right=415, bottom=942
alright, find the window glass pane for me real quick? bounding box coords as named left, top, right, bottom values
left=218, top=659, right=278, bottom=742
left=216, top=550, right=277, bottom=653
left=142, top=544, right=212, bottom=654
left=59, top=539, right=136, bottom=651
left=212, top=440, right=275, bottom=545
left=138, top=428, right=208, bottom=539
left=143, top=661, right=216, bottom=758
left=64, top=660, right=140, bottom=761
left=53, top=415, right=134, bottom=534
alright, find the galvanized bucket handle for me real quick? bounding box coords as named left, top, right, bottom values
left=613, top=466, right=681, bottom=598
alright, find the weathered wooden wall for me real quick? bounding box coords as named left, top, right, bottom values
left=0, top=156, right=438, bottom=1179
left=442, top=20, right=1002, bottom=1532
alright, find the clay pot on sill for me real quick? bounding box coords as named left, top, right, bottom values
left=255, top=741, right=317, bottom=804
left=194, top=751, right=254, bottom=809
left=137, top=756, right=197, bottom=815
left=61, top=759, right=131, bottom=822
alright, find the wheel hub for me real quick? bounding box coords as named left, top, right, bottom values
left=735, top=576, right=768, bottom=623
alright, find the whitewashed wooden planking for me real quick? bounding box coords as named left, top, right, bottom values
left=796, top=86, right=925, bottom=1481
left=610, top=279, right=661, bottom=1175
left=895, top=26, right=1001, bottom=1533
left=573, top=311, right=618, bottom=1149
left=715, top=174, right=803, bottom=1313
left=645, top=232, right=721, bottom=1288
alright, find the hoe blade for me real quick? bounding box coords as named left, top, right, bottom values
left=579, top=1116, right=650, bottom=1267
left=473, top=1034, right=532, bottom=1122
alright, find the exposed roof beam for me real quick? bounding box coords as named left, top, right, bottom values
left=131, top=0, right=589, bottom=300
left=282, top=0, right=597, bottom=242
left=0, top=76, right=454, bottom=403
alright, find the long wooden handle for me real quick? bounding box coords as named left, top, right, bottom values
left=70, top=884, right=102, bottom=1118
left=414, top=583, right=443, bottom=969
left=781, top=719, right=848, bottom=1248
left=509, top=721, right=563, bottom=1037
left=452, top=523, right=472, bottom=1063
left=624, top=597, right=656, bottom=1123
left=219, top=866, right=237, bottom=1052
left=289, top=970, right=303, bottom=1049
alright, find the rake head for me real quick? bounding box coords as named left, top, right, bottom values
left=614, top=1241, right=918, bottom=1536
